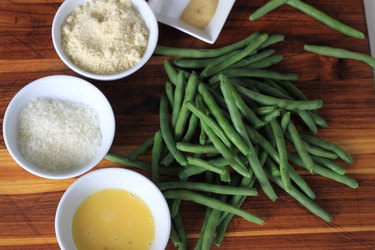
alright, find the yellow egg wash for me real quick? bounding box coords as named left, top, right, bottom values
left=72, top=189, right=155, bottom=250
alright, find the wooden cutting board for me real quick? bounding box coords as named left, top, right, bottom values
left=0, top=0, right=374, bottom=249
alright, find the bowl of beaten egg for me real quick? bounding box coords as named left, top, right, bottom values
left=55, top=168, right=171, bottom=250
left=2, top=75, right=115, bottom=179
left=52, top=0, right=159, bottom=81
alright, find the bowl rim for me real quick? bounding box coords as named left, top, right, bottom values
left=51, top=0, right=159, bottom=81
left=2, top=75, right=115, bottom=179
left=55, top=167, right=171, bottom=250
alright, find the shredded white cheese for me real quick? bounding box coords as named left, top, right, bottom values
left=61, top=0, right=149, bottom=75
left=17, top=97, right=102, bottom=171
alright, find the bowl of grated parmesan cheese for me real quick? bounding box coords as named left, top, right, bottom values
left=2, top=75, right=115, bottom=179
left=52, top=0, right=159, bottom=81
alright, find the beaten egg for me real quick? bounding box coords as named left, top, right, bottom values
left=72, top=189, right=155, bottom=250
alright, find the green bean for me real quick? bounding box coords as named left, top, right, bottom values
left=275, top=80, right=308, bottom=100
left=182, top=96, right=202, bottom=142
left=237, top=84, right=323, bottom=111
left=174, top=50, right=238, bottom=69
left=251, top=127, right=315, bottom=199
left=177, top=69, right=191, bottom=80
left=302, top=142, right=338, bottom=160
left=265, top=79, right=291, bottom=96
left=198, top=186, right=228, bottom=249
left=176, top=142, right=219, bottom=154
left=247, top=142, right=277, bottom=196
left=170, top=181, right=184, bottom=218
left=264, top=123, right=276, bottom=147
left=154, top=33, right=260, bottom=58
left=247, top=54, right=284, bottom=69
left=201, top=207, right=222, bottom=250
left=159, top=153, right=174, bottom=168
left=233, top=78, right=291, bottom=100
left=165, top=81, right=175, bottom=109
left=170, top=222, right=181, bottom=248
left=179, top=165, right=206, bottom=179
left=231, top=84, right=265, bottom=129
left=256, top=106, right=277, bottom=115
left=201, top=120, right=250, bottom=178
left=196, top=51, right=240, bottom=80
left=158, top=182, right=257, bottom=196
left=268, top=173, right=332, bottom=222
left=287, top=121, right=314, bottom=173
left=220, top=75, right=277, bottom=201
left=200, top=33, right=269, bottom=79
left=288, top=164, right=315, bottom=200
left=186, top=157, right=226, bottom=176
left=280, top=111, right=291, bottom=133
left=246, top=127, right=316, bottom=199
left=193, top=157, right=231, bottom=183
left=199, top=83, right=252, bottom=156
left=210, top=68, right=299, bottom=84
left=235, top=80, right=316, bottom=133
left=105, top=152, right=179, bottom=176
left=195, top=207, right=213, bottom=250
left=208, top=157, right=230, bottom=167
left=213, top=195, right=243, bottom=246
left=172, top=71, right=185, bottom=128
left=151, top=131, right=162, bottom=183
left=262, top=109, right=281, bottom=124
left=297, top=110, right=318, bottom=134
left=163, top=190, right=264, bottom=225
left=287, top=0, right=364, bottom=39
left=174, top=58, right=212, bottom=69
left=228, top=49, right=276, bottom=69
left=300, top=133, right=353, bottom=164
left=308, top=111, right=328, bottom=128
left=196, top=92, right=208, bottom=145
left=220, top=76, right=250, bottom=146
left=175, top=72, right=199, bottom=139
left=127, top=137, right=154, bottom=161
left=259, top=34, right=286, bottom=49
left=186, top=101, right=232, bottom=148
left=305, top=44, right=374, bottom=67
left=264, top=81, right=315, bottom=135
left=311, top=155, right=346, bottom=175
left=164, top=60, right=178, bottom=85
left=250, top=0, right=289, bottom=21
left=253, top=81, right=317, bottom=134
left=267, top=160, right=281, bottom=177
left=206, top=85, right=229, bottom=110
left=247, top=126, right=280, bottom=163
left=160, top=97, right=187, bottom=166
left=172, top=213, right=187, bottom=250
left=215, top=170, right=257, bottom=246
left=259, top=150, right=269, bottom=166
left=105, top=152, right=151, bottom=172
left=288, top=154, right=358, bottom=189
left=270, top=119, right=290, bottom=190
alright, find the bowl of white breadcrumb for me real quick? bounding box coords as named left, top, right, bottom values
left=2, top=75, right=115, bottom=179
left=52, top=0, right=159, bottom=81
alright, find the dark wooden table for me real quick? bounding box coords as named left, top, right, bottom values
left=1, top=0, right=375, bottom=249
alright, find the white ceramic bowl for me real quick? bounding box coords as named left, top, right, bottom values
left=55, top=168, right=171, bottom=250
left=52, top=0, right=159, bottom=81
left=2, top=75, right=115, bottom=179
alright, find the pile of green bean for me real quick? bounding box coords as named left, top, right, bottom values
left=249, top=0, right=365, bottom=39
left=105, top=33, right=358, bottom=250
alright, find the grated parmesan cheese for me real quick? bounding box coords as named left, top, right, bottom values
left=61, top=0, right=149, bottom=75
left=17, top=97, right=102, bottom=171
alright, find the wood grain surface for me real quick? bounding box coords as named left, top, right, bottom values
left=1, top=0, right=375, bottom=249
